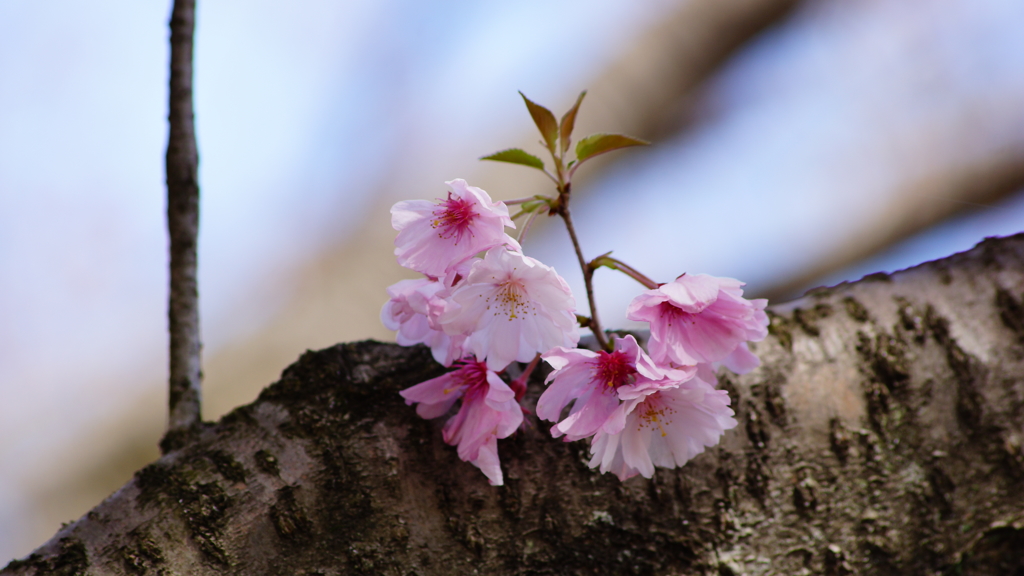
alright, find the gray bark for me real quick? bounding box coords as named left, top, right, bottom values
left=165, top=0, right=202, bottom=446
left=6, top=233, right=1024, bottom=575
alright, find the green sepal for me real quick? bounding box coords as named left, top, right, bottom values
left=480, top=148, right=545, bottom=171
left=521, top=198, right=547, bottom=213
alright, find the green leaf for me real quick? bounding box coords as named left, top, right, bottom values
left=575, top=133, right=649, bottom=164
left=480, top=148, right=545, bottom=171
left=519, top=91, right=558, bottom=152
left=559, top=91, right=586, bottom=154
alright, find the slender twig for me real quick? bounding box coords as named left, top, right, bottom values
left=504, top=195, right=542, bottom=206
left=523, top=96, right=614, bottom=350
left=559, top=206, right=608, bottom=351
left=165, top=0, right=202, bottom=449
left=590, top=253, right=660, bottom=290
left=517, top=209, right=541, bottom=244
left=543, top=111, right=609, bottom=350
left=509, top=354, right=541, bottom=402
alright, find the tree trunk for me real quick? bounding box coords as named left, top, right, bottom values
left=6, top=233, right=1024, bottom=576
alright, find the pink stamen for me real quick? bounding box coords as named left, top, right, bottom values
left=593, top=350, right=637, bottom=389
left=432, top=194, right=477, bottom=243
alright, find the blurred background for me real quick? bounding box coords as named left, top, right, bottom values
left=2, top=0, right=1024, bottom=563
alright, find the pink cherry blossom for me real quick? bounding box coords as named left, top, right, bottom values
left=537, top=335, right=694, bottom=441
left=587, top=373, right=737, bottom=481
left=439, top=246, right=579, bottom=371
left=391, top=179, right=520, bottom=278
left=720, top=342, right=760, bottom=374
left=399, top=360, right=523, bottom=485
left=626, top=273, right=768, bottom=372
left=381, top=277, right=466, bottom=366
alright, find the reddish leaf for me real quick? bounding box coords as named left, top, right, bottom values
left=519, top=91, right=558, bottom=152
left=559, top=91, right=587, bottom=155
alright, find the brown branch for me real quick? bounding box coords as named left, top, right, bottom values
left=165, top=0, right=202, bottom=450
left=558, top=203, right=609, bottom=351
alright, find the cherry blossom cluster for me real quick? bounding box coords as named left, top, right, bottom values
left=384, top=178, right=579, bottom=484
left=381, top=92, right=768, bottom=485
left=538, top=275, right=767, bottom=481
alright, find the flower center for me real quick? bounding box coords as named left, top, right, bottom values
left=636, top=393, right=676, bottom=437
left=658, top=302, right=696, bottom=328
left=451, top=360, right=490, bottom=396
left=594, top=351, right=637, bottom=388
left=431, top=194, right=476, bottom=243
left=488, top=281, right=533, bottom=321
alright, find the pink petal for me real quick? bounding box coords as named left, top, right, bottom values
left=399, top=372, right=465, bottom=420
left=721, top=342, right=760, bottom=374
left=485, top=371, right=516, bottom=405
left=391, top=181, right=519, bottom=277
left=399, top=371, right=462, bottom=407
left=628, top=273, right=769, bottom=369
left=416, top=396, right=461, bottom=420
left=536, top=351, right=596, bottom=423
left=469, top=435, right=505, bottom=486
left=620, top=422, right=655, bottom=479
left=443, top=247, right=578, bottom=371
left=552, top=386, right=620, bottom=441
left=658, top=274, right=721, bottom=314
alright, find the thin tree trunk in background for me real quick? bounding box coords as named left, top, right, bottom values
left=165, top=0, right=202, bottom=452
left=4, top=234, right=1024, bottom=575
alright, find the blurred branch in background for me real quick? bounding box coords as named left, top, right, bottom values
left=765, top=152, right=1024, bottom=301
left=536, top=0, right=1024, bottom=320
left=575, top=0, right=802, bottom=144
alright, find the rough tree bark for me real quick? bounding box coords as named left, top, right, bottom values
left=5, top=233, right=1024, bottom=575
